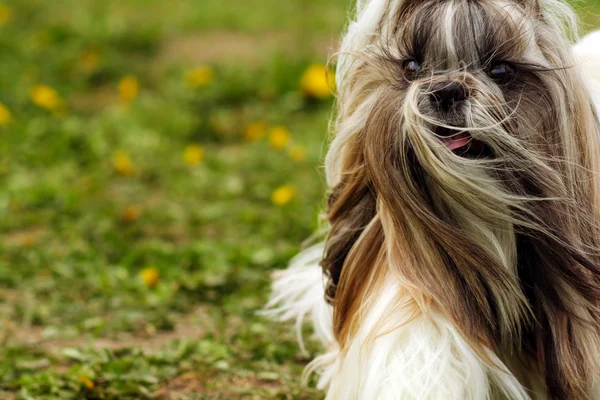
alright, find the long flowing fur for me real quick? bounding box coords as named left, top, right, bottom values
left=262, top=244, right=333, bottom=351
left=266, top=0, right=600, bottom=398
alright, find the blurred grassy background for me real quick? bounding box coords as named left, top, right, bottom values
left=0, top=0, right=598, bottom=399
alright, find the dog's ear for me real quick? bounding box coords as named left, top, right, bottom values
left=321, top=174, right=377, bottom=303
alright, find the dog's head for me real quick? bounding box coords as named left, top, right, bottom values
left=322, top=0, right=600, bottom=397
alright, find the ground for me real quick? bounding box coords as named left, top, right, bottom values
left=0, top=0, right=598, bottom=399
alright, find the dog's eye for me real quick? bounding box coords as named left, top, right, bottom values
left=403, top=60, right=421, bottom=77
left=488, top=62, right=516, bottom=83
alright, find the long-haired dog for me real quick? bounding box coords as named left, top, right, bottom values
left=265, top=0, right=600, bottom=397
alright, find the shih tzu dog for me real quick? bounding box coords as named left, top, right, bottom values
left=265, top=0, right=600, bottom=398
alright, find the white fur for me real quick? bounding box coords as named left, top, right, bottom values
left=575, top=30, right=600, bottom=109
left=262, top=243, right=333, bottom=352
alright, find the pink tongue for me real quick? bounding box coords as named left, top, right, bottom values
left=441, top=132, right=471, bottom=151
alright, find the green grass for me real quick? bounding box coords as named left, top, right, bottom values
left=0, top=0, right=598, bottom=399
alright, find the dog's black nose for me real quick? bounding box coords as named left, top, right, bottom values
left=430, top=82, right=468, bottom=113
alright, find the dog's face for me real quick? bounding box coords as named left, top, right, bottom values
left=369, top=0, right=580, bottom=167
left=356, top=0, right=576, bottom=260
left=323, top=0, right=600, bottom=397
left=399, top=0, right=546, bottom=158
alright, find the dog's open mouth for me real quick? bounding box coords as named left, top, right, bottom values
left=436, top=128, right=492, bottom=159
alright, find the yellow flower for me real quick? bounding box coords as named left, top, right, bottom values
left=289, top=146, right=307, bottom=162
left=0, top=102, right=11, bottom=126
left=113, top=150, right=134, bottom=176
left=185, top=66, right=214, bottom=88
left=140, top=267, right=159, bottom=287
left=31, top=85, right=65, bottom=112
left=0, top=4, right=13, bottom=26
left=300, top=64, right=335, bottom=99
left=272, top=185, right=296, bottom=206
left=244, top=121, right=268, bottom=142
left=120, top=206, right=140, bottom=223
left=268, top=126, right=291, bottom=150
left=118, top=75, right=139, bottom=104
left=183, top=144, right=205, bottom=166
left=79, top=50, right=100, bottom=72
left=78, top=375, right=95, bottom=389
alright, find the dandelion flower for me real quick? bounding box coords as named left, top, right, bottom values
left=78, top=375, right=95, bottom=389
left=0, top=4, right=12, bottom=26
left=140, top=267, right=159, bottom=287
left=268, top=126, right=291, bottom=150
left=300, top=64, right=335, bottom=99
left=118, top=75, right=139, bottom=104
left=244, top=121, right=267, bottom=142
left=31, top=85, right=65, bottom=112
left=113, top=150, right=134, bottom=176
left=272, top=185, right=296, bottom=206
left=185, top=66, right=214, bottom=88
left=183, top=144, right=205, bottom=166
left=289, top=146, right=307, bottom=162
left=120, top=206, right=140, bottom=223
left=0, top=102, right=11, bottom=126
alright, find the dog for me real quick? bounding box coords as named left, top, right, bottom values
left=265, top=0, right=600, bottom=397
